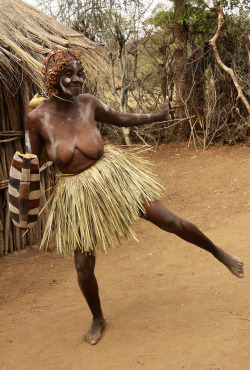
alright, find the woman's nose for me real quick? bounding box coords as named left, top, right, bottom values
left=72, top=74, right=81, bottom=82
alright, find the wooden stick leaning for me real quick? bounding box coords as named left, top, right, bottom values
left=209, top=6, right=250, bottom=114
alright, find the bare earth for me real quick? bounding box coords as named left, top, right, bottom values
left=0, top=143, right=249, bottom=370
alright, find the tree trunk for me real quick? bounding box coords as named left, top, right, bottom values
left=173, top=0, right=188, bottom=120
left=120, top=89, right=131, bottom=145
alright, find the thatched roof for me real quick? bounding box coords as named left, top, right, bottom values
left=0, top=0, right=107, bottom=95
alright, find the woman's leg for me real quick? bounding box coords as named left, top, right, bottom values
left=74, top=249, right=106, bottom=344
left=141, top=200, right=244, bottom=278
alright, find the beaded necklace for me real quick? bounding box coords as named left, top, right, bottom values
left=52, top=94, right=74, bottom=104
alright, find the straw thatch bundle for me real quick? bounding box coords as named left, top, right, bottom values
left=0, top=0, right=108, bottom=255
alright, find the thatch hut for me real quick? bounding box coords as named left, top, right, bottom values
left=0, top=0, right=107, bottom=255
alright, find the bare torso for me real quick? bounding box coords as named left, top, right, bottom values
left=26, top=90, right=170, bottom=174
left=27, top=94, right=104, bottom=174
left=26, top=58, right=172, bottom=174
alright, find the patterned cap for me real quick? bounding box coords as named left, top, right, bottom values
left=43, top=50, right=63, bottom=74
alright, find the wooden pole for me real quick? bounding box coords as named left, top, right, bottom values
left=4, top=190, right=10, bottom=255
left=0, top=220, right=4, bottom=256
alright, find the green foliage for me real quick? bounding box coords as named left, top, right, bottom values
left=147, top=9, right=174, bottom=29
left=219, top=0, right=249, bottom=11
left=146, top=1, right=216, bottom=35
left=148, top=0, right=249, bottom=36
left=175, top=0, right=215, bottom=35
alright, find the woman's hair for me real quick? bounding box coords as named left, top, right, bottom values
left=44, top=50, right=84, bottom=96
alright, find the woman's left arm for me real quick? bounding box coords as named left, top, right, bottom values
left=95, top=96, right=177, bottom=127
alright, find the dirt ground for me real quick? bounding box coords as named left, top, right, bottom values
left=0, top=143, right=249, bottom=370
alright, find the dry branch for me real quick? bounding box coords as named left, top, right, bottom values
left=209, top=7, right=250, bottom=114
left=0, top=137, right=22, bottom=143
left=0, top=131, right=24, bottom=136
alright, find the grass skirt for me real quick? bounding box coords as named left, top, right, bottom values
left=40, top=145, right=164, bottom=254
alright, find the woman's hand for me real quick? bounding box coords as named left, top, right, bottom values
left=161, top=96, right=179, bottom=120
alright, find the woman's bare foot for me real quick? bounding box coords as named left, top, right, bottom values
left=84, top=317, right=107, bottom=345
left=216, top=247, right=244, bottom=278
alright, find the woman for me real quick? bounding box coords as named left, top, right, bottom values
left=25, top=50, right=244, bottom=345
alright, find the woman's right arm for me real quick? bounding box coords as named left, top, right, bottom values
left=25, top=113, right=43, bottom=158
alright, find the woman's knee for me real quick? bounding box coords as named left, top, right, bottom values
left=74, top=251, right=95, bottom=280
left=144, top=201, right=181, bottom=233
left=142, top=200, right=180, bottom=232
left=159, top=212, right=181, bottom=233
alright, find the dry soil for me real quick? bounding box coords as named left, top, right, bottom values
left=0, top=143, right=249, bottom=370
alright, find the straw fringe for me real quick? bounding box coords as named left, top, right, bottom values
left=40, top=145, right=164, bottom=254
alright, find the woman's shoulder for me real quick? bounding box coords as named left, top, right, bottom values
left=26, top=98, right=54, bottom=132
left=27, top=100, right=49, bottom=119
left=78, top=93, right=100, bottom=104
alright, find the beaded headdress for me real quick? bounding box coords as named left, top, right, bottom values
left=43, top=50, right=62, bottom=74
left=43, top=49, right=84, bottom=97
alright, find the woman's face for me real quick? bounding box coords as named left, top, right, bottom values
left=58, top=60, right=84, bottom=97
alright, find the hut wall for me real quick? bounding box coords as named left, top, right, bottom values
left=0, top=81, right=54, bottom=256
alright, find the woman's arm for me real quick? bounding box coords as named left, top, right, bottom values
left=94, top=96, right=177, bottom=127
left=25, top=113, right=43, bottom=158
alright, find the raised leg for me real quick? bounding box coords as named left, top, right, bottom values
left=74, top=249, right=106, bottom=344
left=141, top=200, right=244, bottom=278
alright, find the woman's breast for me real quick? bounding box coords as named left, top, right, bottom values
left=45, top=130, right=104, bottom=168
